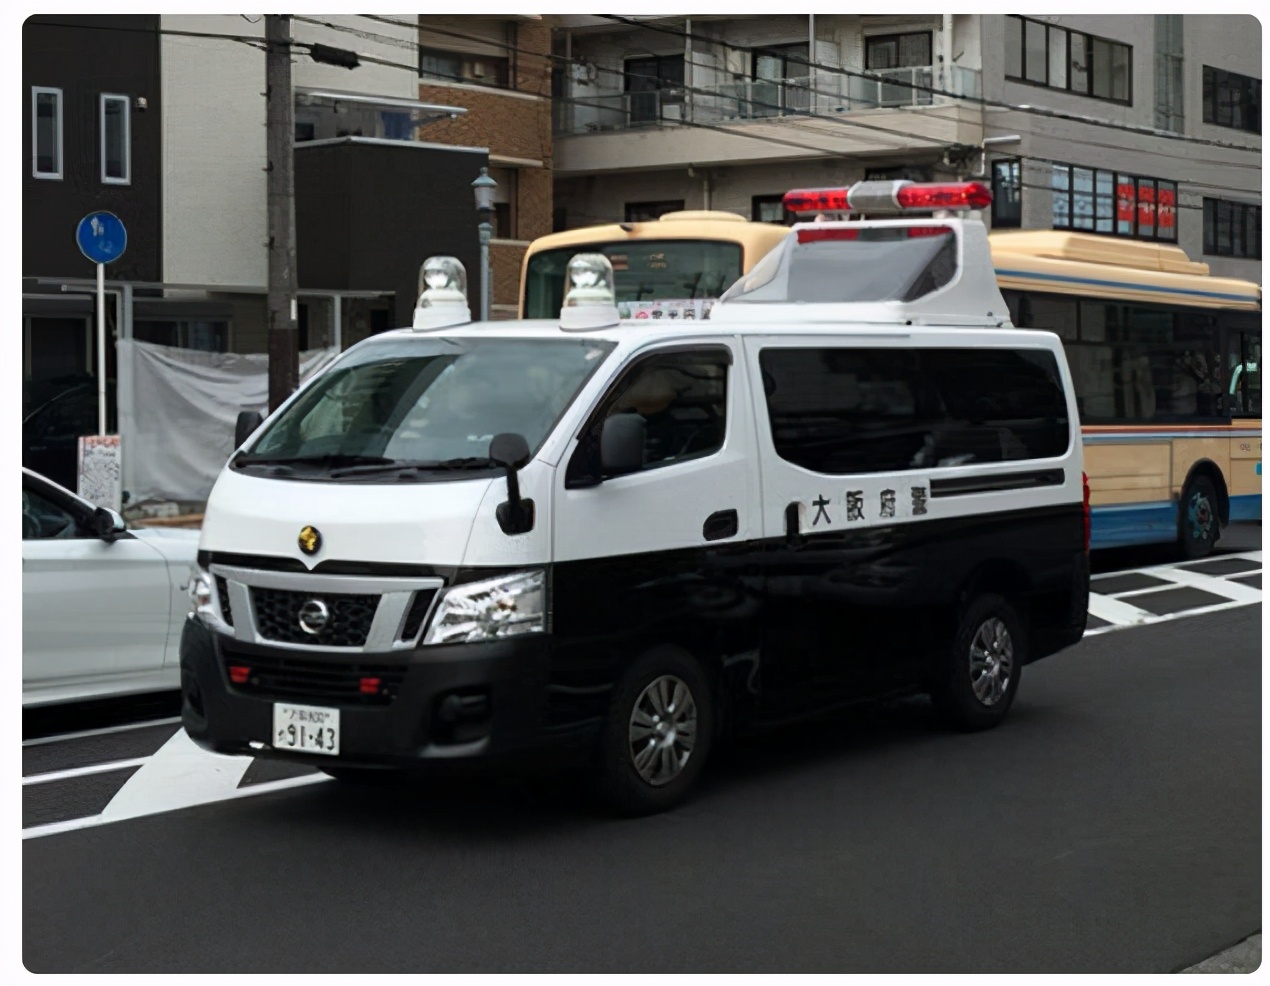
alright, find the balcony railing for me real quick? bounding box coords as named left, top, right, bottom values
left=555, top=66, right=982, bottom=136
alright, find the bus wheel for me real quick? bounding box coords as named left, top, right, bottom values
left=1178, top=475, right=1219, bottom=560
left=594, top=646, right=714, bottom=816
left=931, top=594, right=1024, bottom=732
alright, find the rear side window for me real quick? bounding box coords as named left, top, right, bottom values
left=759, top=347, right=1070, bottom=475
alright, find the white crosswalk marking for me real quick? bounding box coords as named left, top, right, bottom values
left=1085, top=551, right=1262, bottom=636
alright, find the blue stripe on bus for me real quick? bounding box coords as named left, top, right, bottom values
left=1090, top=503, right=1178, bottom=548
left=994, top=267, right=1259, bottom=304
left=1229, top=494, right=1262, bottom=523
left=1091, top=495, right=1261, bottom=548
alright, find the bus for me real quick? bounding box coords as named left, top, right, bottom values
left=990, top=229, right=1260, bottom=559
left=519, top=210, right=790, bottom=320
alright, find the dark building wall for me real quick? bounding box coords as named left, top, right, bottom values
left=23, top=15, right=162, bottom=282
left=295, top=140, right=488, bottom=328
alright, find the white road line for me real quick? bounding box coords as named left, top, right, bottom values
left=1084, top=597, right=1259, bottom=635
left=1086, top=594, right=1158, bottom=627
left=23, top=757, right=151, bottom=787
left=21, top=772, right=332, bottom=841
left=22, top=716, right=182, bottom=748
left=1104, top=567, right=1263, bottom=604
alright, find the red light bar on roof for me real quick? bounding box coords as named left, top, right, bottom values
left=796, top=226, right=952, bottom=244
left=782, top=180, right=992, bottom=215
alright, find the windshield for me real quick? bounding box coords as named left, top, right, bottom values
left=523, top=239, right=743, bottom=318
left=719, top=227, right=958, bottom=304
left=235, top=336, right=614, bottom=480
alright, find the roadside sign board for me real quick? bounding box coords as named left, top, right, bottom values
left=76, top=211, right=127, bottom=265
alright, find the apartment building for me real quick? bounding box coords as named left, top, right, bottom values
left=552, top=14, right=1261, bottom=282
left=408, top=15, right=556, bottom=318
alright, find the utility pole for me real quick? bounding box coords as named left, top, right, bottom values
left=265, top=15, right=298, bottom=412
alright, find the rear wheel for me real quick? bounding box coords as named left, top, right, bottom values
left=594, top=647, right=714, bottom=816
left=931, top=593, right=1024, bottom=731
left=1178, top=475, right=1220, bottom=560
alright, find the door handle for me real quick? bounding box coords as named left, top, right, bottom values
left=703, top=509, right=738, bottom=541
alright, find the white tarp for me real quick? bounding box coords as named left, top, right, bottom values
left=118, top=340, right=340, bottom=504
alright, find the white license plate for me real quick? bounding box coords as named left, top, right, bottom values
left=272, top=702, right=340, bottom=756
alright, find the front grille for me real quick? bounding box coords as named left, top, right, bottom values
left=215, top=576, right=234, bottom=627
left=222, top=649, right=405, bottom=706
left=251, top=588, right=378, bottom=647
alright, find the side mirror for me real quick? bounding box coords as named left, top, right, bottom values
left=92, top=506, right=127, bottom=541
left=489, top=433, right=534, bottom=535
left=600, top=413, right=646, bottom=476
left=489, top=432, right=531, bottom=470
left=235, top=410, right=264, bottom=449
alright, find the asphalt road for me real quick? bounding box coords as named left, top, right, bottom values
left=23, top=596, right=1260, bottom=973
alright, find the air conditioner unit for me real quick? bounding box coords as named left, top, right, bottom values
left=661, top=104, right=683, bottom=123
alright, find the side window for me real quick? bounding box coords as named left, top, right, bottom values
left=759, top=347, right=1070, bottom=475
left=22, top=487, right=83, bottom=540
left=568, top=349, right=729, bottom=484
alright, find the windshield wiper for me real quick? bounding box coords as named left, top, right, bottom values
left=234, top=454, right=395, bottom=470
left=327, top=457, right=499, bottom=478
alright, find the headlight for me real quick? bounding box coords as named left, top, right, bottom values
left=187, top=568, right=215, bottom=622
left=423, top=570, right=546, bottom=645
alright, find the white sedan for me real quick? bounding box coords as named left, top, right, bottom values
left=22, top=468, right=200, bottom=707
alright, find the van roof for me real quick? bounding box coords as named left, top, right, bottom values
left=379, top=318, right=1063, bottom=351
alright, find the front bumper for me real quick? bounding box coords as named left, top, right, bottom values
left=179, top=616, right=597, bottom=773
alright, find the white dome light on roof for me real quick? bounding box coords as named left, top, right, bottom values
left=560, top=253, right=619, bottom=331
left=413, top=256, right=471, bottom=330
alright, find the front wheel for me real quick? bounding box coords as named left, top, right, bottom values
left=931, top=594, right=1024, bottom=731
left=594, top=647, right=714, bottom=816
left=1178, top=475, right=1220, bottom=560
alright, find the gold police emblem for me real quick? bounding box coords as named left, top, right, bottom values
left=298, top=526, right=322, bottom=555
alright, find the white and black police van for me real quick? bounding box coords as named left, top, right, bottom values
left=181, top=180, right=1090, bottom=814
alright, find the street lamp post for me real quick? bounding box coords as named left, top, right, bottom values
left=471, top=167, right=497, bottom=322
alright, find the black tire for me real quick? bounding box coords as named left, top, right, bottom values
left=930, top=593, right=1024, bottom=732
left=1178, top=475, right=1220, bottom=560
left=594, top=646, right=715, bottom=816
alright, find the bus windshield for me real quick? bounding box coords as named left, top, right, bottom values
left=523, top=239, right=743, bottom=318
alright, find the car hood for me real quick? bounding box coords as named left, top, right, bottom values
left=200, top=467, right=496, bottom=569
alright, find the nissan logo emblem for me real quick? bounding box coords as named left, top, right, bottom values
left=297, top=598, right=330, bottom=635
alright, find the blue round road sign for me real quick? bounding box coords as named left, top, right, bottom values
left=76, top=211, right=127, bottom=265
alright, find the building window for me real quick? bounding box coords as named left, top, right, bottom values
left=1051, top=163, right=1177, bottom=243
left=863, top=165, right=932, bottom=183
left=1154, top=15, right=1184, bottom=132
left=100, top=94, right=131, bottom=185
left=32, top=87, right=63, bottom=180
left=625, top=200, right=684, bottom=223
left=624, top=54, right=684, bottom=124
left=991, top=159, right=1022, bottom=228
left=1202, top=66, right=1261, bottom=134
left=1005, top=16, right=1132, bottom=104
left=419, top=46, right=510, bottom=88
left=749, top=42, right=811, bottom=116
left=865, top=32, right=933, bottom=70
left=752, top=194, right=792, bottom=225
left=1203, top=199, right=1261, bottom=259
